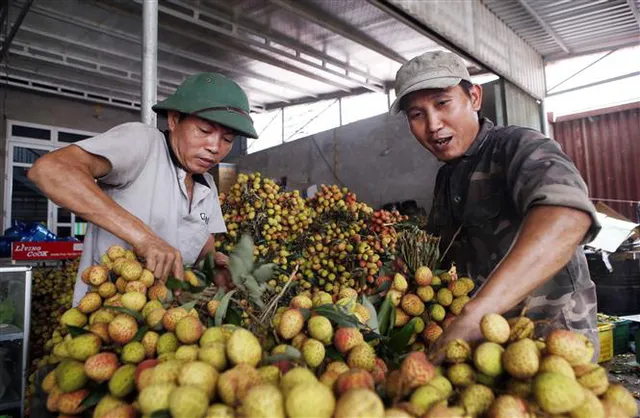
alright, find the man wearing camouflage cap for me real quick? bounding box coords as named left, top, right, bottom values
left=390, top=50, right=601, bottom=362
left=29, top=73, right=258, bottom=304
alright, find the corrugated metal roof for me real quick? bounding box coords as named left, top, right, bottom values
left=1, top=0, right=638, bottom=113
left=482, top=0, right=640, bottom=60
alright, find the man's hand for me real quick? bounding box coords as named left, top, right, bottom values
left=134, top=234, right=184, bottom=282
left=428, top=310, right=484, bottom=365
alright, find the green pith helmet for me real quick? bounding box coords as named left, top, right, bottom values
left=152, top=72, right=258, bottom=139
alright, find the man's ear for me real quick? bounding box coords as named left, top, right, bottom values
left=470, top=84, right=483, bottom=112
left=167, top=111, right=180, bottom=131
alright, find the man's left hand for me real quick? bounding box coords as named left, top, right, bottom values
left=428, top=310, right=484, bottom=365
left=213, top=252, right=233, bottom=289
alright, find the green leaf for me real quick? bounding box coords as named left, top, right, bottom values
left=361, top=296, right=379, bottom=333
left=299, top=308, right=311, bottom=321
left=313, top=305, right=361, bottom=328
left=434, top=269, right=447, bottom=276
left=371, top=280, right=391, bottom=296
left=363, top=330, right=384, bottom=343
left=207, top=316, right=216, bottom=328
left=166, top=276, right=188, bottom=290
left=213, top=288, right=226, bottom=301
left=377, top=298, right=393, bottom=337
left=325, top=346, right=344, bottom=361
left=78, top=383, right=107, bottom=408
left=253, top=263, right=276, bottom=283
left=107, top=306, right=145, bottom=323
left=67, top=325, right=90, bottom=337
left=203, top=251, right=216, bottom=284
left=214, top=289, right=237, bottom=326
left=263, top=346, right=302, bottom=364
left=179, top=301, right=197, bottom=312
left=226, top=307, right=242, bottom=326
left=228, top=254, right=251, bottom=288
left=389, top=318, right=418, bottom=352
left=133, top=326, right=149, bottom=342
left=150, top=410, right=172, bottom=418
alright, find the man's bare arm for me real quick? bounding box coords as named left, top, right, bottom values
left=28, top=145, right=183, bottom=280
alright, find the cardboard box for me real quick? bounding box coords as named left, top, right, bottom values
left=211, top=163, right=237, bottom=195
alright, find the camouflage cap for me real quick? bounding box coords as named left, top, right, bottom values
left=390, top=50, right=472, bottom=115
left=153, top=72, right=258, bottom=139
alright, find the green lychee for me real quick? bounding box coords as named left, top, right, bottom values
left=108, top=364, right=136, bottom=398
left=242, top=384, right=285, bottom=418
left=138, top=383, right=176, bottom=415
left=121, top=341, right=145, bottom=364
left=175, top=344, right=200, bottom=362
left=460, top=384, right=495, bottom=416
left=533, top=372, right=585, bottom=414
left=157, top=332, right=179, bottom=355
left=480, top=313, right=510, bottom=344
left=175, top=315, right=204, bottom=344
left=199, top=342, right=228, bottom=372
left=169, top=385, right=209, bottom=418
left=286, top=382, right=335, bottom=418
left=473, top=342, right=504, bottom=377
left=335, top=388, right=384, bottom=418
left=539, top=355, right=575, bottom=380
left=447, top=363, right=476, bottom=387
left=67, top=333, right=102, bottom=361
left=55, top=360, right=88, bottom=393
left=308, top=316, right=333, bottom=345
left=226, top=328, right=262, bottom=367
left=503, top=338, right=539, bottom=379
left=179, top=361, right=219, bottom=400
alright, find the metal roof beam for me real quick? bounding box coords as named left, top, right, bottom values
left=513, top=0, right=570, bottom=54
left=268, top=0, right=407, bottom=64
left=29, top=4, right=317, bottom=99
left=625, top=0, right=640, bottom=28
left=0, top=0, right=34, bottom=59
left=154, top=0, right=385, bottom=92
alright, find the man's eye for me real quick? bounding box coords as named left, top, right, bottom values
left=223, top=135, right=236, bottom=143
left=438, top=100, right=449, bottom=106
left=199, top=127, right=211, bottom=134
left=409, top=112, right=423, bottom=120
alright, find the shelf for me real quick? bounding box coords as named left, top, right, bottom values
left=0, top=389, right=21, bottom=412
left=0, top=325, right=24, bottom=342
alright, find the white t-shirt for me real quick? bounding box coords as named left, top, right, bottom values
left=72, top=122, right=227, bottom=304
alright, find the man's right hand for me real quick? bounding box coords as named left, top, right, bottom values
left=134, top=235, right=184, bottom=283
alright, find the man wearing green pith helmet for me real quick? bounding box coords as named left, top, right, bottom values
left=29, top=73, right=259, bottom=304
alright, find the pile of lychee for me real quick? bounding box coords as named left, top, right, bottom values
left=382, top=312, right=638, bottom=417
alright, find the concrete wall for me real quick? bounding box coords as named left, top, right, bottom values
left=504, top=80, right=542, bottom=131
left=232, top=112, right=443, bottom=212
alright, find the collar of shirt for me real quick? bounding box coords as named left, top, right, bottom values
left=163, top=130, right=210, bottom=188
left=463, top=117, right=494, bottom=158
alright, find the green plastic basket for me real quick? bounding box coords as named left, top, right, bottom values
left=613, top=320, right=632, bottom=354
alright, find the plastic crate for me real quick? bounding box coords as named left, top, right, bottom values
left=613, top=320, right=632, bottom=354
left=598, top=323, right=614, bottom=363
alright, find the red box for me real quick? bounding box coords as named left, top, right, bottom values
left=11, top=241, right=84, bottom=261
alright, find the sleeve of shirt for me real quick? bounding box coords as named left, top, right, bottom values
left=73, top=122, right=155, bottom=187
left=504, top=129, right=601, bottom=244
left=206, top=175, right=227, bottom=234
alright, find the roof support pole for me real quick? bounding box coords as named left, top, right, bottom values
left=141, top=0, right=158, bottom=126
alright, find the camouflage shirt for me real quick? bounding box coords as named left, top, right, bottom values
left=427, top=118, right=602, bottom=354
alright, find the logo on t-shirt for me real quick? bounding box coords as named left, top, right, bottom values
left=200, top=213, right=210, bottom=225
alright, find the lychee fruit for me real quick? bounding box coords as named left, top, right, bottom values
left=371, top=357, right=388, bottom=384
left=85, top=352, right=119, bottom=383
left=226, top=328, right=262, bottom=367
left=392, top=273, right=408, bottom=292
left=602, top=383, right=638, bottom=417
left=460, top=384, right=495, bottom=416
left=506, top=378, right=532, bottom=398
left=175, top=315, right=204, bottom=344
left=312, top=291, right=333, bottom=307
left=121, top=291, right=146, bottom=312
left=56, top=389, right=90, bottom=415
left=428, top=375, right=453, bottom=398
left=473, top=342, right=504, bottom=377
left=121, top=341, right=145, bottom=364
left=339, top=287, right=358, bottom=299
left=90, top=309, right=115, bottom=326
left=217, top=364, right=262, bottom=406
left=258, top=365, right=281, bottom=385
left=60, top=308, right=88, bottom=328
left=291, top=333, right=308, bottom=350
left=179, top=361, right=219, bottom=400
left=335, top=388, right=384, bottom=418
left=333, top=327, right=364, bottom=353
left=507, top=317, right=534, bottom=342
left=448, top=280, right=469, bottom=297
left=279, top=367, right=317, bottom=397
left=449, top=296, right=470, bottom=315
left=98, top=282, right=117, bottom=299
left=546, top=329, right=592, bottom=366
left=394, top=308, right=410, bottom=327
left=290, top=295, right=313, bottom=309
left=415, top=266, right=433, bottom=286
left=206, top=404, right=235, bottom=417
left=55, top=359, right=88, bottom=393
left=278, top=308, right=305, bottom=340
left=139, top=269, right=155, bottom=287
left=82, top=265, right=109, bottom=286
left=417, top=286, right=435, bottom=302
left=302, top=338, right=325, bottom=368
left=108, top=364, right=136, bottom=398
left=124, top=280, right=147, bottom=294
left=120, top=259, right=143, bottom=281
left=487, top=394, right=529, bottom=418
left=175, top=344, right=199, bottom=362
left=163, top=307, right=189, bottom=332
left=445, top=339, right=471, bottom=363
left=447, top=363, right=476, bottom=387
left=207, top=299, right=220, bottom=316
left=157, top=332, right=178, bottom=355
left=429, top=304, right=446, bottom=322
left=422, top=322, right=443, bottom=344
left=137, top=382, right=176, bottom=415
left=308, top=316, right=333, bottom=345
left=242, top=383, right=285, bottom=418
left=327, top=361, right=350, bottom=374
left=108, top=314, right=138, bottom=345
left=67, top=333, right=102, bottom=361
left=107, top=245, right=126, bottom=260
left=78, top=292, right=102, bottom=314
left=436, top=288, right=453, bottom=306
left=148, top=283, right=171, bottom=302
left=400, top=351, right=436, bottom=392
left=199, top=342, right=228, bottom=372
left=169, top=385, right=209, bottom=418
left=334, top=368, right=375, bottom=396
left=533, top=372, right=584, bottom=414
left=354, top=303, right=370, bottom=324
left=384, top=408, right=413, bottom=417
left=200, top=326, right=228, bottom=347
left=115, top=277, right=128, bottom=294
left=92, top=394, right=125, bottom=418
left=286, top=382, right=336, bottom=418
left=503, top=338, right=539, bottom=379
left=401, top=294, right=425, bottom=316
left=574, top=363, right=608, bottom=395
left=347, top=343, right=376, bottom=371
left=387, top=289, right=403, bottom=306
left=569, top=387, right=605, bottom=418
left=141, top=331, right=159, bottom=358
left=409, top=384, right=445, bottom=416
